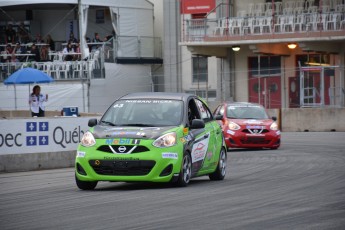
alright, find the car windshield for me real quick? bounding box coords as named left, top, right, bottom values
left=226, top=105, right=269, bottom=119
left=101, top=99, right=183, bottom=127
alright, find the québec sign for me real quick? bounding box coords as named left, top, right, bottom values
left=0, top=117, right=93, bottom=155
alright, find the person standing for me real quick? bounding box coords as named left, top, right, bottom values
left=5, top=24, right=16, bottom=44
left=29, top=85, right=48, bottom=117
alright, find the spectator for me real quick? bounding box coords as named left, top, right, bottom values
left=34, top=34, right=44, bottom=43
left=17, top=22, right=30, bottom=43
left=45, top=34, right=55, bottom=51
left=12, top=42, right=27, bottom=62
left=5, top=24, right=17, bottom=44
left=68, top=32, right=78, bottom=51
left=29, top=85, right=48, bottom=117
left=74, top=41, right=81, bottom=61
left=40, top=45, right=49, bottom=62
left=92, top=32, right=103, bottom=51
left=29, top=43, right=41, bottom=62
left=62, top=42, right=75, bottom=61
left=1, top=44, right=13, bottom=62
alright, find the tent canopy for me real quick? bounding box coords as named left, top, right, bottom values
left=0, top=0, right=153, bottom=9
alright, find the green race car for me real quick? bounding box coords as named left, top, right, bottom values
left=75, top=92, right=227, bottom=190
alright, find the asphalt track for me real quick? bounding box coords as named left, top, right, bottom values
left=1, top=132, right=345, bottom=230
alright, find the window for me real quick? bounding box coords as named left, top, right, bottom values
left=195, top=99, right=212, bottom=122
left=96, top=9, right=105, bottom=24
left=192, top=56, right=208, bottom=83
left=249, top=56, right=281, bottom=76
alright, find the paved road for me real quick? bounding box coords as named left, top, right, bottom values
left=1, top=132, right=345, bottom=230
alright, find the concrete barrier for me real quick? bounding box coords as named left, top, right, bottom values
left=0, top=115, right=101, bottom=172
left=1, top=108, right=344, bottom=173
left=281, top=108, right=345, bottom=132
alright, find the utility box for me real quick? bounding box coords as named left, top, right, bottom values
left=63, top=107, right=78, bottom=116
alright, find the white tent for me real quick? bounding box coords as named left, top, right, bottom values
left=0, top=0, right=154, bottom=59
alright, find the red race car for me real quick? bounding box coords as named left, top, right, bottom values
left=214, top=102, right=280, bottom=149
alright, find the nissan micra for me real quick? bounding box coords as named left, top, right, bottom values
left=75, top=92, right=227, bottom=190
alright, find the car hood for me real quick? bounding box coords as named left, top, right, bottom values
left=92, top=125, right=176, bottom=139
left=230, top=119, right=274, bottom=127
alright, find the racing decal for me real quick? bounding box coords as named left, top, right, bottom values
left=103, top=156, right=139, bottom=160
left=207, top=152, right=213, bottom=160
left=111, top=131, right=145, bottom=136
left=191, top=132, right=210, bottom=163
left=244, top=120, right=263, bottom=124
left=227, top=130, right=235, bottom=135
left=113, top=104, right=124, bottom=108
left=125, top=100, right=174, bottom=104
left=105, top=138, right=141, bottom=145
left=183, top=127, right=189, bottom=136
left=77, top=151, right=86, bottom=158
left=162, top=152, right=178, bottom=159
left=180, top=134, right=193, bottom=143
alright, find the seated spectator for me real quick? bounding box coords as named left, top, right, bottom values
left=62, top=42, right=75, bottom=61
left=12, top=42, right=27, bottom=62
left=33, top=34, right=44, bottom=44
left=1, top=44, right=13, bottom=62
left=74, top=42, right=81, bottom=61
left=40, top=45, right=49, bottom=62
left=68, top=32, right=78, bottom=43
left=45, top=34, right=55, bottom=51
left=17, top=22, right=31, bottom=44
left=92, top=32, right=103, bottom=51
left=68, top=32, right=78, bottom=50
left=29, top=44, right=41, bottom=62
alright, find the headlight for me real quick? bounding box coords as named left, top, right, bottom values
left=270, top=122, right=278, bottom=131
left=80, top=131, right=96, bottom=147
left=228, top=121, right=240, bottom=130
left=153, top=132, right=176, bottom=148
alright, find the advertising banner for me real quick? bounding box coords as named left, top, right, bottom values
left=0, top=117, right=95, bottom=155
left=180, top=0, right=215, bottom=14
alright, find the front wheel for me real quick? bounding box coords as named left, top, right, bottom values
left=75, top=174, right=98, bottom=190
left=209, top=148, right=227, bottom=181
left=176, top=153, right=192, bottom=187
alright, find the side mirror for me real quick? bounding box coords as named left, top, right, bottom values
left=272, top=116, right=277, bottom=121
left=190, top=119, right=205, bottom=129
left=88, top=118, right=98, bottom=127
left=215, top=115, right=223, bottom=120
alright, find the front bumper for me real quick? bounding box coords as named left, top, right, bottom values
left=224, top=129, right=281, bottom=149
left=75, top=142, right=182, bottom=183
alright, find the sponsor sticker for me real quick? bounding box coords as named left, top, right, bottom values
left=162, top=152, right=178, bottom=159
left=77, top=151, right=86, bottom=158
left=244, top=120, right=263, bottom=124
left=227, top=130, right=235, bottom=135
left=191, top=133, right=210, bottom=163
left=183, top=127, right=189, bottom=136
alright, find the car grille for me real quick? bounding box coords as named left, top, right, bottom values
left=89, top=160, right=156, bottom=176
left=97, top=145, right=150, bottom=154
left=240, top=136, right=271, bottom=145
left=242, top=129, right=269, bottom=134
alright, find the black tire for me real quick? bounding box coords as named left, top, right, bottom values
left=75, top=174, right=98, bottom=190
left=209, top=148, right=227, bottom=181
left=176, top=153, right=192, bottom=187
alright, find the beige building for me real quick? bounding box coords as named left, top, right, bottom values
left=177, top=0, right=345, bottom=109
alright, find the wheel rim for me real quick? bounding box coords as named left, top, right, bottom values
left=183, top=155, right=192, bottom=183
left=219, top=149, right=227, bottom=176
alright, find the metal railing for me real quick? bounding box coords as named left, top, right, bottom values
left=182, top=11, right=345, bottom=42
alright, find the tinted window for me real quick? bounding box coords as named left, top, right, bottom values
left=226, top=105, right=269, bottom=119
left=195, top=99, right=212, bottom=122
left=101, top=99, right=183, bottom=126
